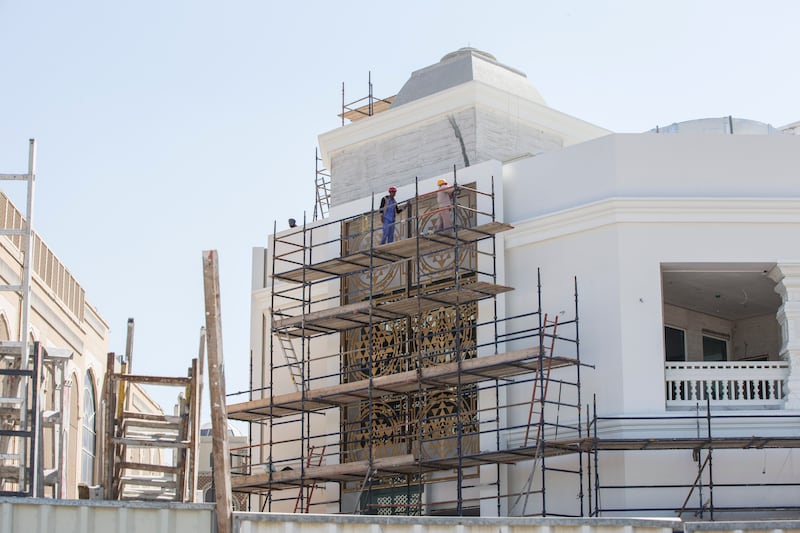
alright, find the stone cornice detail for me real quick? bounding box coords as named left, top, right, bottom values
left=505, top=412, right=800, bottom=448
left=505, top=197, right=800, bottom=249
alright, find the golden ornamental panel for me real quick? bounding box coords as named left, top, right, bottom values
left=342, top=303, right=480, bottom=465
left=342, top=212, right=407, bottom=298
left=342, top=317, right=409, bottom=381
left=413, top=388, right=479, bottom=460
left=413, top=188, right=478, bottom=284
left=341, top=185, right=480, bottom=298
left=342, top=397, right=409, bottom=462
left=410, top=303, right=477, bottom=367
left=339, top=184, right=483, bottom=471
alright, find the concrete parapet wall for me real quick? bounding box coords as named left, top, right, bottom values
left=234, top=513, right=680, bottom=533
left=684, top=521, right=800, bottom=533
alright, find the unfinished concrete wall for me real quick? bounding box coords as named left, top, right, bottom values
left=329, top=109, right=477, bottom=205
left=330, top=107, right=565, bottom=206
left=475, top=107, right=563, bottom=163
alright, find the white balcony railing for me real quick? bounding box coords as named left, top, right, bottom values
left=665, top=361, right=788, bottom=409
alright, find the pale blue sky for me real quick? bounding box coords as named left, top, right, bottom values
left=1, top=1, right=798, bottom=421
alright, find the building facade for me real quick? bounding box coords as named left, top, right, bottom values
left=246, top=48, right=800, bottom=519
left=0, top=170, right=163, bottom=499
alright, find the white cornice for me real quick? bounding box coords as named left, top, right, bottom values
left=505, top=197, right=800, bottom=249
left=318, top=82, right=610, bottom=169
left=505, top=411, right=800, bottom=448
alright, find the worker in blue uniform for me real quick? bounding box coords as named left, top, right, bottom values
left=379, top=186, right=403, bottom=244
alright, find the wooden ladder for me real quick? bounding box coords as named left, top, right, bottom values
left=294, top=445, right=326, bottom=513
left=102, top=322, right=202, bottom=502
left=523, top=314, right=559, bottom=447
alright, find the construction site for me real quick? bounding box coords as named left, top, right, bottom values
left=225, top=173, right=581, bottom=516
left=4, top=53, right=800, bottom=532
left=224, top=162, right=800, bottom=520
left=4, top=140, right=800, bottom=527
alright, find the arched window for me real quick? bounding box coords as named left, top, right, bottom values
left=0, top=315, right=10, bottom=396
left=0, top=314, right=9, bottom=341
left=81, top=371, right=96, bottom=484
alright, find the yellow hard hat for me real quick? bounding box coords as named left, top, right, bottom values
left=437, top=179, right=447, bottom=186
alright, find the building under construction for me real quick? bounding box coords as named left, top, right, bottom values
left=236, top=169, right=800, bottom=519
left=231, top=175, right=586, bottom=516
left=5, top=47, right=800, bottom=525
left=237, top=48, right=800, bottom=520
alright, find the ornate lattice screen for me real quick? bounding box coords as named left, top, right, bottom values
left=340, top=185, right=480, bottom=467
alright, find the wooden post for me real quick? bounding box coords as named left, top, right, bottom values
left=186, top=356, right=201, bottom=500
left=123, top=318, right=135, bottom=413
left=103, top=352, right=117, bottom=499
left=188, top=327, right=206, bottom=501
left=202, top=250, right=232, bottom=533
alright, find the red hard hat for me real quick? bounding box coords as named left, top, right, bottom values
left=388, top=186, right=397, bottom=192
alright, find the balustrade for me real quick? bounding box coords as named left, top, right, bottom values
left=665, top=361, right=788, bottom=409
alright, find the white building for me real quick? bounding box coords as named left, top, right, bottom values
left=245, top=48, right=800, bottom=519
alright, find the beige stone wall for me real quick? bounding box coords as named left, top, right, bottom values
left=0, top=190, right=111, bottom=498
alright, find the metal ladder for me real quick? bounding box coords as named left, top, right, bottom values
left=271, top=310, right=304, bottom=391
left=0, top=139, right=40, bottom=496
left=313, top=148, right=331, bottom=221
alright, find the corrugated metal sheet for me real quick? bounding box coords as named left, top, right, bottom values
left=234, top=512, right=680, bottom=533
left=0, top=498, right=214, bottom=533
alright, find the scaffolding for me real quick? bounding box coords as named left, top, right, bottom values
left=228, top=174, right=586, bottom=516
left=585, top=400, right=800, bottom=520
left=219, top=160, right=800, bottom=519
left=339, top=72, right=395, bottom=125
left=0, top=140, right=72, bottom=498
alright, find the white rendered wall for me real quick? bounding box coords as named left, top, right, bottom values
left=500, top=131, right=800, bottom=516
left=504, top=133, right=800, bottom=223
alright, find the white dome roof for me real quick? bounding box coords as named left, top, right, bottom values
left=391, top=47, right=546, bottom=107
left=650, top=117, right=783, bottom=135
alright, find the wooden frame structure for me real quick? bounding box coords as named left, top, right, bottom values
left=102, top=348, right=201, bottom=501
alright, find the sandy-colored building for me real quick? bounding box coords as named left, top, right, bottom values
left=0, top=153, right=163, bottom=499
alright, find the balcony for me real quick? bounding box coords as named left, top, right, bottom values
left=665, top=361, right=788, bottom=409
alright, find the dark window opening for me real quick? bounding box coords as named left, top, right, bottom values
left=703, top=335, right=728, bottom=361
left=664, top=326, right=686, bottom=362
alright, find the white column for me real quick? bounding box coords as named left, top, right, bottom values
left=768, top=264, right=800, bottom=409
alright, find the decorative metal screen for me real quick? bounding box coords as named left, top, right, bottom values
left=342, top=185, right=478, bottom=299
left=341, top=302, right=479, bottom=463
left=360, top=480, right=422, bottom=515
left=340, top=183, right=482, bottom=470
